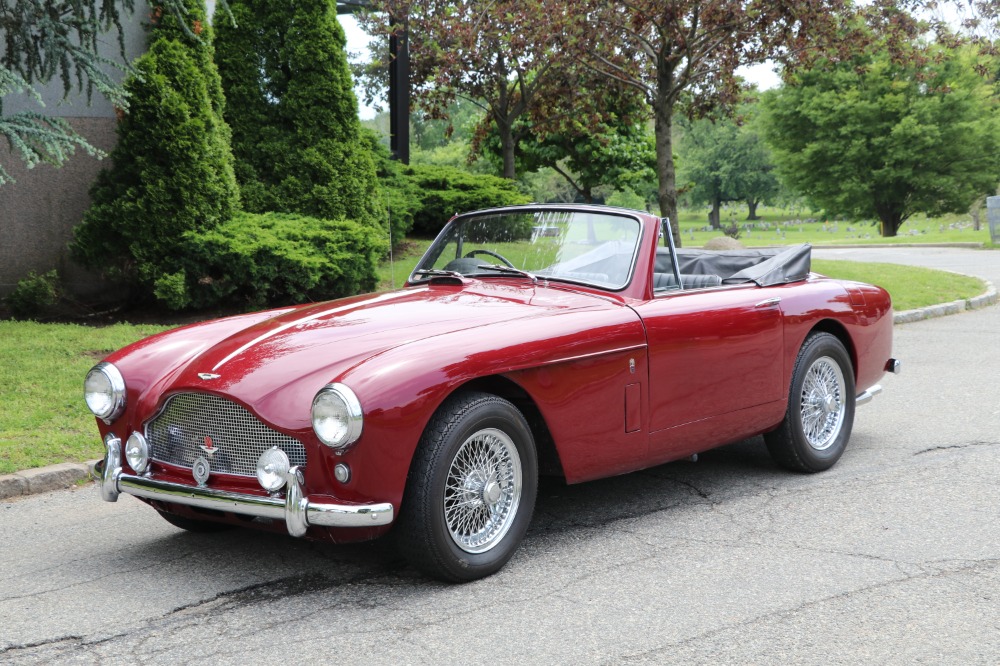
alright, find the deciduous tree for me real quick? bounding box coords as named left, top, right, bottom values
left=360, top=0, right=569, bottom=179
left=678, top=111, right=779, bottom=225
left=760, top=45, right=1000, bottom=237
left=566, top=0, right=870, bottom=245
left=483, top=79, right=655, bottom=202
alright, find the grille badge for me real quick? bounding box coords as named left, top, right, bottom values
left=199, top=435, right=217, bottom=457
left=192, top=456, right=210, bottom=486
left=198, top=373, right=221, bottom=380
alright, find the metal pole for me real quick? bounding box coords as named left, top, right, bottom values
left=988, top=196, right=1000, bottom=245
left=388, top=15, right=410, bottom=164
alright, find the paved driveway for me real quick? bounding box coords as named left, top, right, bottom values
left=2, top=248, right=998, bottom=664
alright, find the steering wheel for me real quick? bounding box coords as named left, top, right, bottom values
left=464, top=249, right=515, bottom=268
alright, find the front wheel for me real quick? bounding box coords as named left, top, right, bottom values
left=765, top=332, right=856, bottom=473
left=395, top=391, right=538, bottom=582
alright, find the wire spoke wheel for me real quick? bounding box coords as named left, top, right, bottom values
left=444, top=427, right=522, bottom=554
left=799, top=356, right=847, bottom=451
left=765, top=333, right=856, bottom=473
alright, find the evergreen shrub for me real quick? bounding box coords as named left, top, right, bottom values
left=361, top=129, right=420, bottom=247
left=71, top=1, right=238, bottom=292
left=5, top=270, right=61, bottom=318
left=405, top=164, right=530, bottom=237
left=214, top=0, right=385, bottom=231
left=154, top=212, right=386, bottom=310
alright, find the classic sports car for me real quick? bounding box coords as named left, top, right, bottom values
left=90, top=204, right=899, bottom=581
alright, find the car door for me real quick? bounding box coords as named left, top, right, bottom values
left=631, top=284, right=784, bottom=461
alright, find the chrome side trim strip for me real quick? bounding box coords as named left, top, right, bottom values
left=856, top=384, right=883, bottom=407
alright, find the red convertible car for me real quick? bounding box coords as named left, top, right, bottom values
left=90, top=204, right=898, bottom=581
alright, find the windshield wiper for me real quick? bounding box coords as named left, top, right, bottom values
left=413, top=269, right=465, bottom=280
left=476, top=264, right=538, bottom=282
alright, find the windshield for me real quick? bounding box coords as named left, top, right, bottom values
left=411, top=209, right=642, bottom=290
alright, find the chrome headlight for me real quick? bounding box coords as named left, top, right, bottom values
left=84, top=362, right=126, bottom=423
left=124, top=432, right=149, bottom=474
left=311, top=383, right=363, bottom=451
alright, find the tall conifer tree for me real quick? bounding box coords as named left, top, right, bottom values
left=71, top=0, right=239, bottom=289
left=214, top=0, right=384, bottom=231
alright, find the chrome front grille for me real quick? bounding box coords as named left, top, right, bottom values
left=145, top=392, right=307, bottom=477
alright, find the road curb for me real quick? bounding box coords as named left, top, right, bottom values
left=894, top=279, right=997, bottom=324
left=0, top=461, right=97, bottom=500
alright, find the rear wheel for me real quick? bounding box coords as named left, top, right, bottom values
left=396, top=391, right=538, bottom=582
left=765, top=332, right=855, bottom=472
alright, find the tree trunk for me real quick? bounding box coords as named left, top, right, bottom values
left=746, top=199, right=760, bottom=220
left=709, top=196, right=721, bottom=229
left=879, top=212, right=903, bottom=237
left=499, top=121, right=517, bottom=179
left=654, top=91, right=680, bottom=247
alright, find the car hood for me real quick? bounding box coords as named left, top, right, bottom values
left=129, top=280, right=625, bottom=419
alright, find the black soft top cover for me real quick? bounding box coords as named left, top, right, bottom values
left=656, top=244, right=812, bottom=287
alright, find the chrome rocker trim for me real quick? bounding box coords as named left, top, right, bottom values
left=97, top=440, right=393, bottom=534
left=855, top=384, right=883, bottom=407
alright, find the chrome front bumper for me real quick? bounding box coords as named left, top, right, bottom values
left=97, top=437, right=393, bottom=535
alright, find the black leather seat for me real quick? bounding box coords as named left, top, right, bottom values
left=653, top=272, right=723, bottom=290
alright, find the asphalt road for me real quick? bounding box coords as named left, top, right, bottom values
left=2, top=247, right=998, bottom=665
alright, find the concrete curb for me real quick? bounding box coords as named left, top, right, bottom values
left=0, top=461, right=98, bottom=501
left=894, top=279, right=998, bottom=324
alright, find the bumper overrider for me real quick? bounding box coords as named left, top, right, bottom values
left=96, top=436, right=393, bottom=535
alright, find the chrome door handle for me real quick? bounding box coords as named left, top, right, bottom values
left=755, top=297, right=782, bottom=308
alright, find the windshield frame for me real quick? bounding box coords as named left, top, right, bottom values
left=408, top=205, right=646, bottom=293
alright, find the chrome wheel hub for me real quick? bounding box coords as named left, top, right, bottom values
left=444, top=428, right=522, bottom=554
left=800, top=356, right=847, bottom=451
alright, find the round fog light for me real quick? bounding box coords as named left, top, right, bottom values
left=125, top=432, right=149, bottom=474
left=334, top=463, right=351, bottom=484
left=256, top=447, right=290, bottom=492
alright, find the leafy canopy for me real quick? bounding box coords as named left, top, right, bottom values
left=761, top=45, right=1000, bottom=236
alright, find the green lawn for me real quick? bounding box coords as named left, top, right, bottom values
left=0, top=321, right=170, bottom=475
left=812, top=260, right=984, bottom=312
left=675, top=206, right=990, bottom=247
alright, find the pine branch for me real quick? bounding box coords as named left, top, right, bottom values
left=0, top=110, right=104, bottom=185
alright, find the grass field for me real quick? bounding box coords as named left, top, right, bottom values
left=812, top=260, right=984, bottom=312
left=0, top=321, right=170, bottom=475
left=674, top=206, right=990, bottom=247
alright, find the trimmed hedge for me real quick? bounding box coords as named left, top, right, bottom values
left=405, top=164, right=531, bottom=237
left=154, top=212, right=386, bottom=310
left=362, top=128, right=420, bottom=247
